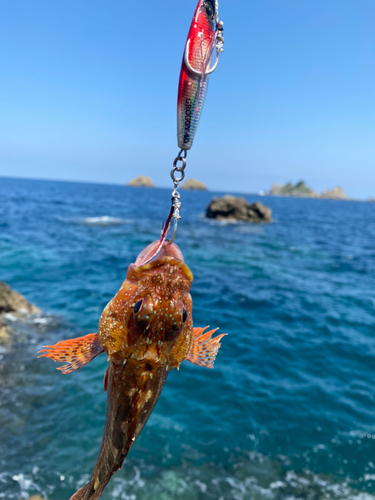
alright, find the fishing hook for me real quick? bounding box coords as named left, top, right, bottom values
left=184, top=21, right=224, bottom=77
left=141, top=150, right=187, bottom=265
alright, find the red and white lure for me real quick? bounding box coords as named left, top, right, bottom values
left=177, top=0, right=224, bottom=151
left=143, top=0, right=224, bottom=265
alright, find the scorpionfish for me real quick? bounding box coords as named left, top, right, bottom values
left=39, top=240, right=226, bottom=500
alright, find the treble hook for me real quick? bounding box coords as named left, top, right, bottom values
left=184, top=21, right=224, bottom=77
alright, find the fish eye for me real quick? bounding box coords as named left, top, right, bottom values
left=182, top=308, right=187, bottom=323
left=133, top=299, right=144, bottom=315
left=203, top=1, right=215, bottom=18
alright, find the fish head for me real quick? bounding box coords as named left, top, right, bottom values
left=99, top=240, right=194, bottom=370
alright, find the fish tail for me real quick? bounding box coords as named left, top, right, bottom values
left=69, top=481, right=106, bottom=500
left=69, top=484, right=88, bottom=500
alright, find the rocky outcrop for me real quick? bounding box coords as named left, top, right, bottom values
left=0, top=281, right=40, bottom=316
left=180, top=178, right=208, bottom=191
left=369, top=197, right=375, bottom=202
left=320, top=186, right=348, bottom=200
left=206, top=195, right=272, bottom=222
left=269, top=181, right=350, bottom=200
left=127, top=176, right=154, bottom=188
left=270, top=181, right=319, bottom=198
left=0, top=317, right=12, bottom=344
left=0, top=281, right=40, bottom=345
left=24, top=496, right=49, bottom=500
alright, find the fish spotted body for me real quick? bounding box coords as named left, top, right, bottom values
left=39, top=240, right=226, bottom=500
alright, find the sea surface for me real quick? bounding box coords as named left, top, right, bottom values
left=0, top=177, right=375, bottom=500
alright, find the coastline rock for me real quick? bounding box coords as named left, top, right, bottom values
left=368, top=197, right=375, bottom=202
left=270, top=181, right=318, bottom=198
left=127, top=176, right=154, bottom=188
left=23, top=496, right=49, bottom=500
left=0, top=317, right=13, bottom=344
left=0, top=281, right=40, bottom=345
left=180, top=178, right=208, bottom=191
left=0, top=281, right=40, bottom=316
left=320, top=186, right=348, bottom=200
left=206, top=195, right=272, bottom=222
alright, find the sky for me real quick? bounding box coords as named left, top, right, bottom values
left=0, top=0, right=374, bottom=199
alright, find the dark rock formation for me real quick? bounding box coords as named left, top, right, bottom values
left=180, top=178, right=208, bottom=191
left=127, top=176, right=154, bottom=188
left=206, top=195, right=272, bottom=222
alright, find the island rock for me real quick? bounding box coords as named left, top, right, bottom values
left=127, top=176, right=154, bottom=188
left=369, top=197, right=375, bottom=202
left=180, top=178, right=208, bottom=191
left=320, top=186, right=348, bottom=200
left=270, top=181, right=319, bottom=198
left=206, top=195, right=272, bottom=222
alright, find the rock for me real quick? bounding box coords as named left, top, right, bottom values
left=270, top=181, right=318, bottom=198
left=127, top=176, right=154, bottom=188
left=368, top=197, right=375, bottom=202
left=206, top=195, right=272, bottom=222
left=180, top=178, right=208, bottom=191
left=320, top=186, right=348, bottom=200
left=24, top=496, right=49, bottom=500
left=0, top=281, right=40, bottom=316
left=0, top=282, right=40, bottom=345
left=0, top=317, right=12, bottom=344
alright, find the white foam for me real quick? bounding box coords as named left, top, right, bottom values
left=80, top=216, right=127, bottom=226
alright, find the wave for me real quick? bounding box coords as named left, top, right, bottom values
left=58, top=216, right=129, bottom=226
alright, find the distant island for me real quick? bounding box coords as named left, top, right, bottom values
left=180, top=178, right=208, bottom=191
left=127, top=176, right=154, bottom=188
left=269, top=181, right=349, bottom=200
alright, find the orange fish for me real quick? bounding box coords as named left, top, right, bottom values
left=39, top=240, right=226, bottom=500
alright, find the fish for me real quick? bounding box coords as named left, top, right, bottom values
left=39, top=240, right=226, bottom=500
left=177, top=0, right=220, bottom=151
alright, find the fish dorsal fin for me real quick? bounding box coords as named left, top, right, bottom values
left=38, top=333, right=104, bottom=374
left=185, top=327, right=226, bottom=369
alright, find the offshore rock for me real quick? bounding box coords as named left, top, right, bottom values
left=270, top=181, right=319, bottom=198
left=320, top=186, right=348, bottom=200
left=127, top=176, right=154, bottom=188
left=180, top=178, right=208, bottom=191
left=206, top=195, right=272, bottom=222
left=369, top=197, right=375, bottom=202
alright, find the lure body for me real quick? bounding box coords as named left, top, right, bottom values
left=177, top=0, right=218, bottom=150
left=39, top=241, right=226, bottom=500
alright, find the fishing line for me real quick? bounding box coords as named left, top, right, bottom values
left=142, top=0, right=224, bottom=265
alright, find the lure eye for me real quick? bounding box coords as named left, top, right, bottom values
left=133, top=299, right=144, bottom=315
left=204, top=1, right=215, bottom=18
left=182, top=308, right=187, bottom=323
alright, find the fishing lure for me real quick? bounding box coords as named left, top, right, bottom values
left=177, top=0, right=224, bottom=151
left=143, top=0, right=224, bottom=264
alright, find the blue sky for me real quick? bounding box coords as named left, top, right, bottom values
left=0, top=0, right=374, bottom=198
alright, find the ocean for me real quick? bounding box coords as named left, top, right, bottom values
left=0, top=176, right=375, bottom=500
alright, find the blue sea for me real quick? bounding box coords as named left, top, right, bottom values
left=0, top=177, right=375, bottom=500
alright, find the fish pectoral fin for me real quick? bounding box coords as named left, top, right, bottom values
left=185, top=326, right=227, bottom=369
left=38, top=333, right=104, bottom=374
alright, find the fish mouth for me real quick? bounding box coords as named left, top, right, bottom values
left=135, top=240, right=184, bottom=265
left=130, top=240, right=193, bottom=282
